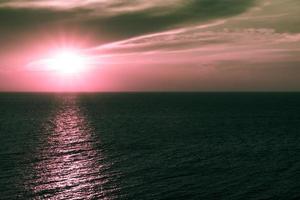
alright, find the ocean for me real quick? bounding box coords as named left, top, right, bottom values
left=0, top=93, right=299, bottom=199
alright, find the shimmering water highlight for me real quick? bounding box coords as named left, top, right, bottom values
left=26, top=96, right=119, bottom=199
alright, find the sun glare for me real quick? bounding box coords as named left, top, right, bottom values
left=47, top=50, right=87, bottom=74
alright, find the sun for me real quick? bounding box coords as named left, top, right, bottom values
left=47, top=49, right=87, bottom=74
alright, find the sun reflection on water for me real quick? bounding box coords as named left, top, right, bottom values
left=25, top=96, right=119, bottom=199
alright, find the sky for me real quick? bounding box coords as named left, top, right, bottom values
left=0, top=0, right=300, bottom=92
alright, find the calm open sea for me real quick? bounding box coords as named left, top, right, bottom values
left=0, top=93, right=299, bottom=199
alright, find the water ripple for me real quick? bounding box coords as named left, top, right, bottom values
left=24, top=96, right=120, bottom=199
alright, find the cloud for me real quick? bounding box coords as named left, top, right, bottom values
left=2, top=0, right=300, bottom=91
left=84, top=24, right=300, bottom=65
left=0, top=0, right=257, bottom=39
left=0, top=0, right=258, bottom=68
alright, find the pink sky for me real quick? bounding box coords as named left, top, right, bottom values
left=1, top=0, right=300, bottom=91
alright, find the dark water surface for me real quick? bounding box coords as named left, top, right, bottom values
left=0, top=93, right=299, bottom=199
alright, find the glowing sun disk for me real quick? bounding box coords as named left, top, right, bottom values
left=47, top=50, right=87, bottom=74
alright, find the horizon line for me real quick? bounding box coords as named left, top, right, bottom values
left=1, top=91, right=300, bottom=94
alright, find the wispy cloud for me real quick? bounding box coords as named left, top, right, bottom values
left=84, top=22, right=300, bottom=66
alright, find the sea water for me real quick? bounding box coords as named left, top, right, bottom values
left=0, top=93, right=299, bottom=199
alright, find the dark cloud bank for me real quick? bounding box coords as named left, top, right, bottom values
left=0, top=0, right=256, bottom=43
